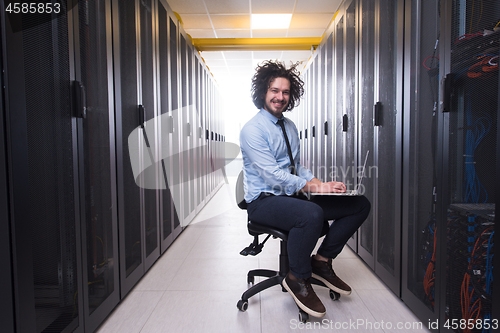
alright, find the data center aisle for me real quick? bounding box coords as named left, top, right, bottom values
left=96, top=176, right=430, bottom=333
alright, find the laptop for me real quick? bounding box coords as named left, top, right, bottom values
left=309, top=150, right=370, bottom=196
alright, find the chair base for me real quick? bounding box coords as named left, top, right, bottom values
left=241, top=270, right=285, bottom=302
left=237, top=268, right=340, bottom=310
left=237, top=272, right=341, bottom=323
left=236, top=219, right=340, bottom=322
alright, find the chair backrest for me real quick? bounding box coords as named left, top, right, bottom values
left=235, top=170, right=248, bottom=210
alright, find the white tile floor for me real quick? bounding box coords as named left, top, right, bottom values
left=96, top=179, right=430, bottom=333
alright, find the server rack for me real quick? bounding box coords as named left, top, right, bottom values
left=325, top=33, right=335, bottom=184
left=334, top=11, right=345, bottom=185
left=311, top=56, right=319, bottom=177
left=194, top=54, right=204, bottom=213
left=401, top=0, right=441, bottom=324
left=113, top=0, right=161, bottom=297
left=357, top=0, right=376, bottom=267
left=402, top=0, right=499, bottom=331
left=71, top=0, right=120, bottom=331
left=439, top=0, right=498, bottom=330
left=2, top=1, right=85, bottom=331
left=1, top=0, right=224, bottom=331
left=168, top=6, right=182, bottom=231
left=156, top=0, right=181, bottom=253
left=336, top=0, right=361, bottom=252
left=0, top=33, right=15, bottom=332
left=371, top=0, right=404, bottom=296
left=303, top=1, right=404, bottom=287
left=319, top=43, right=327, bottom=182
left=179, top=32, right=190, bottom=221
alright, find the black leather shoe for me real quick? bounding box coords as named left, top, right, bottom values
left=282, top=272, right=326, bottom=318
left=311, top=255, right=352, bottom=295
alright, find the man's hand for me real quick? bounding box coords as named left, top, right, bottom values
left=300, top=178, right=346, bottom=193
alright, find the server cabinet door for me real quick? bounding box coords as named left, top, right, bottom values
left=319, top=47, right=327, bottom=181
left=334, top=0, right=359, bottom=251
left=179, top=33, right=194, bottom=222
left=114, top=0, right=143, bottom=296
left=72, top=0, right=120, bottom=329
left=310, top=57, right=318, bottom=176
left=186, top=42, right=196, bottom=221
left=303, top=71, right=310, bottom=169
left=139, top=0, right=160, bottom=271
left=325, top=33, right=335, bottom=183
left=199, top=64, right=207, bottom=203
left=401, top=0, right=441, bottom=323
left=157, top=0, right=181, bottom=253
left=441, top=0, right=499, bottom=327
left=373, top=0, right=403, bottom=295
left=0, top=50, right=15, bottom=333
left=344, top=0, right=358, bottom=189
left=334, top=14, right=345, bottom=183
left=3, top=2, right=85, bottom=331
left=113, top=0, right=159, bottom=296
left=357, top=0, right=376, bottom=268
left=169, top=14, right=182, bottom=230
left=194, top=57, right=203, bottom=212
left=205, top=74, right=211, bottom=195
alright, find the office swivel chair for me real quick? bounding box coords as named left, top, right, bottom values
left=235, top=170, right=340, bottom=323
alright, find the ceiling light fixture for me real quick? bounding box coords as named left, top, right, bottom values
left=251, top=14, right=292, bottom=30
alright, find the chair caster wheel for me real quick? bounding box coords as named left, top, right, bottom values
left=298, top=309, right=309, bottom=323
left=237, top=299, right=248, bottom=312
left=329, top=290, right=340, bottom=301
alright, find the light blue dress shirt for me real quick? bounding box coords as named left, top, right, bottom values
left=240, top=108, right=315, bottom=203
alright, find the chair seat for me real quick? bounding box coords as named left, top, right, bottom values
left=248, top=220, right=288, bottom=241
left=248, top=220, right=330, bottom=241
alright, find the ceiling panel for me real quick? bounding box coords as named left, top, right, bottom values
left=251, top=0, right=295, bottom=13
left=166, top=0, right=206, bottom=14
left=289, top=13, right=334, bottom=29
left=200, top=51, right=225, bottom=60
left=279, top=50, right=314, bottom=62
left=225, top=59, right=253, bottom=67
left=204, top=59, right=227, bottom=67
left=252, top=50, right=289, bottom=60
left=223, top=50, right=253, bottom=59
left=180, top=14, right=212, bottom=29
left=294, top=0, right=343, bottom=13
left=204, top=0, right=250, bottom=14
left=211, top=14, right=251, bottom=29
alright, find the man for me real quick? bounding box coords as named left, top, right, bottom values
left=239, top=60, right=370, bottom=318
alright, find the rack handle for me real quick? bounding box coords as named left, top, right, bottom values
left=138, top=104, right=145, bottom=127
left=342, top=114, right=348, bottom=132
left=72, top=81, right=87, bottom=119
left=373, top=102, right=382, bottom=126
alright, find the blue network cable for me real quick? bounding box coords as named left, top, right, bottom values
left=463, top=91, right=492, bottom=203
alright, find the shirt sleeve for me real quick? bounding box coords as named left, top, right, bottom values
left=296, top=163, right=314, bottom=181
left=240, top=123, right=307, bottom=195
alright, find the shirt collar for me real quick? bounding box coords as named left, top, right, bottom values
left=259, top=108, right=284, bottom=124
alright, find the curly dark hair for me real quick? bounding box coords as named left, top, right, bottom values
left=251, top=60, right=304, bottom=112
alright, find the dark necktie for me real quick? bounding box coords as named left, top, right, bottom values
left=277, top=119, right=297, bottom=175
